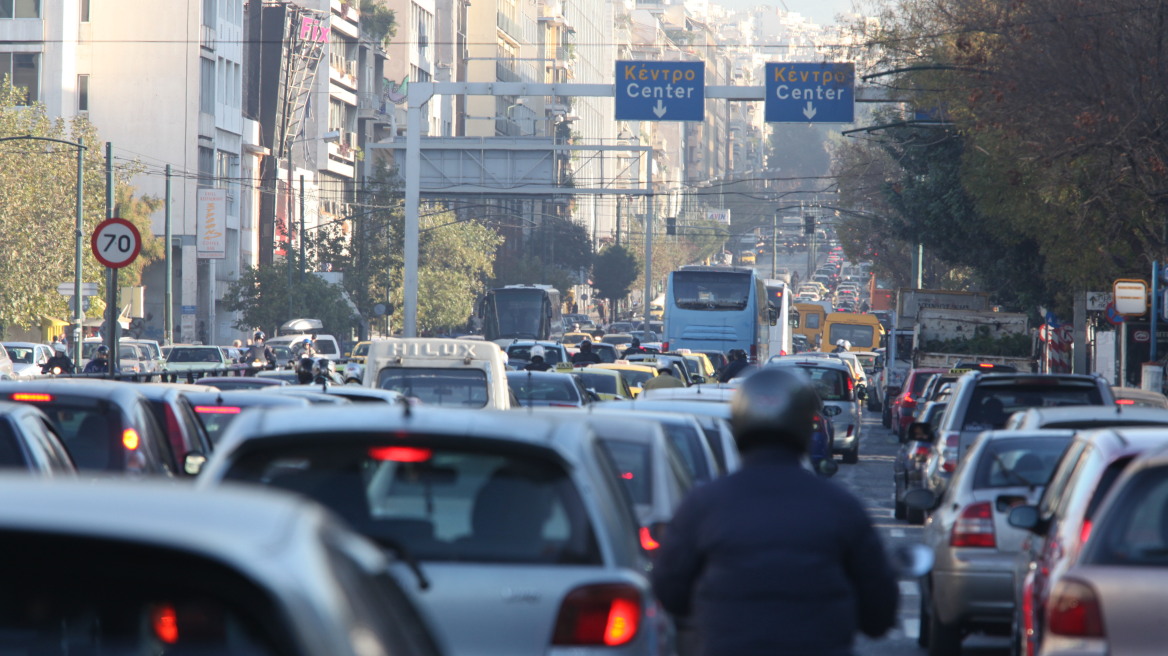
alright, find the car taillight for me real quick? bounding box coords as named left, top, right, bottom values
left=1116, top=399, right=1136, bottom=405
left=1047, top=578, right=1105, bottom=638
left=194, top=406, right=241, bottom=414
left=901, top=395, right=917, bottom=409
left=11, top=392, right=52, bottom=402
left=661, top=342, right=669, bottom=351
left=749, top=343, right=758, bottom=363
left=552, top=583, right=642, bottom=647
left=951, top=501, right=996, bottom=547
left=1078, top=519, right=1093, bottom=546
left=150, top=603, right=179, bottom=644
left=368, top=446, right=432, bottom=462
left=639, top=526, right=661, bottom=551
left=122, top=428, right=141, bottom=451
left=1021, top=575, right=1036, bottom=656
left=940, top=432, right=960, bottom=473
left=913, top=444, right=931, bottom=461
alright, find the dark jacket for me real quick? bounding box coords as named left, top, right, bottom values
left=41, top=355, right=74, bottom=375
left=651, top=447, right=898, bottom=656
left=571, top=351, right=602, bottom=365
left=524, top=357, right=552, bottom=371
left=718, top=358, right=751, bottom=382
left=82, top=358, right=108, bottom=374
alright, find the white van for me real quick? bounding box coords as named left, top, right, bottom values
left=267, top=333, right=342, bottom=362
left=362, top=338, right=511, bottom=410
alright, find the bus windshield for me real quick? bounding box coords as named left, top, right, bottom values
left=483, top=289, right=547, bottom=340
left=671, top=271, right=751, bottom=311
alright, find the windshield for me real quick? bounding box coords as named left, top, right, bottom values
left=962, top=382, right=1104, bottom=430
left=615, top=368, right=654, bottom=388
left=4, top=346, right=35, bottom=364
left=972, top=436, right=1069, bottom=489
left=167, top=347, right=223, bottom=363
left=484, top=289, right=546, bottom=340
left=671, top=271, right=751, bottom=311
left=353, top=342, right=370, bottom=357
left=377, top=368, right=489, bottom=408
left=789, top=365, right=850, bottom=401
left=506, top=345, right=564, bottom=364
left=600, top=439, right=652, bottom=505
left=828, top=323, right=877, bottom=348
left=223, top=443, right=601, bottom=564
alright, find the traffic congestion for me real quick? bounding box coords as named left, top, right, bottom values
left=2, top=234, right=1167, bottom=656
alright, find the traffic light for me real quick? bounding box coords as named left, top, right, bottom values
left=803, top=215, right=814, bottom=235
left=666, top=217, right=677, bottom=236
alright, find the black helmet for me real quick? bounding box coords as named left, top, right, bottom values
left=730, top=367, right=821, bottom=454
left=254, top=330, right=266, bottom=341
left=96, top=345, right=109, bottom=356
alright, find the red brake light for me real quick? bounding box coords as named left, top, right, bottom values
left=1079, top=519, right=1093, bottom=546
left=1116, top=399, right=1135, bottom=405
left=150, top=603, right=179, bottom=644
left=122, top=428, right=140, bottom=451
left=978, top=363, right=994, bottom=368
left=11, top=392, right=52, bottom=402
left=941, top=432, right=960, bottom=473
left=1047, top=579, right=1105, bottom=637
left=368, top=446, right=432, bottom=462
left=749, top=343, right=758, bottom=363
left=950, top=501, right=996, bottom=548
left=661, top=342, right=669, bottom=351
left=621, top=472, right=634, bottom=480
left=552, top=584, right=642, bottom=647
left=194, top=405, right=242, bottom=414
left=639, top=526, right=660, bottom=550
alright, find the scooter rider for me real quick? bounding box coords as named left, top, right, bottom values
left=41, top=343, right=75, bottom=375
left=244, top=331, right=277, bottom=370
left=651, top=367, right=899, bottom=655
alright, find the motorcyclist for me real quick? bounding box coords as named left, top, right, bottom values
left=621, top=337, right=648, bottom=358
left=651, top=367, right=899, bottom=655
left=41, top=343, right=75, bottom=375
left=244, top=331, right=277, bottom=370
left=570, top=340, right=602, bottom=365
left=312, top=358, right=337, bottom=385
left=295, top=357, right=315, bottom=385
left=641, top=361, right=685, bottom=390
left=718, top=349, right=752, bottom=382
left=832, top=339, right=851, bottom=354
left=524, top=345, right=553, bottom=371
left=82, top=345, right=110, bottom=375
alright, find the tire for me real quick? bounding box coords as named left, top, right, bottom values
left=918, top=593, right=931, bottom=648
left=843, top=444, right=859, bottom=465
left=882, top=403, right=892, bottom=428
left=927, top=610, right=963, bottom=656
left=894, top=497, right=906, bottom=520
left=908, top=505, right=926, bottom=525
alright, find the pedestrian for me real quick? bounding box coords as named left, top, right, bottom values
left=82, top=345, right=110, bottom=374
left=41, top=343, right=75, bottom=375
left=524, top=345, right=553, bottom=371
left=651, top=367, right=899, bottom=655
left=641, top=362, right=685, bottom=390
left=571, top=340, right=602, bottom=365
left=621, top=337, right=648, bottom=359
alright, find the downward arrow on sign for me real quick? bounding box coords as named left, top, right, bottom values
left=653, top=99, right=668, bottom=118
left=802, top=101, right=817, bottom=119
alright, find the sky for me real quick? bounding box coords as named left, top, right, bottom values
left=711, top=0, right=859, bottom=26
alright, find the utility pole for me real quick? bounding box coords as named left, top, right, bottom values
left=164, top=164, right=173, bottom=345
left=104, top=142, right=117, bottom=373
left=771, top=210, right=778, bottom=278
left=643, top=141, right=653, bottom=333
left=299, top=174, right=306, bottom=283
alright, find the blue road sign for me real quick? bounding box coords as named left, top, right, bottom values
left=765, top=62, right=855, bottom=123
left=615, top=61, right=704, bottom=122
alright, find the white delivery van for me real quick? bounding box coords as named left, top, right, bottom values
left=363, top=338, right=511, bottom=410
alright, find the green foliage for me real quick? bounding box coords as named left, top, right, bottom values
left=220, top=264, right=359, bottom=338
left=413, top=210, right=502, bottom=333
left=358, top=0, right=397, bottom=45
left=493, top=256, right=576, bottom=298
left=922, top=328, right=1032, bottom=358
left=0, top=79, right=156, bottom=330
left=592, top=245, right=640, bottom=307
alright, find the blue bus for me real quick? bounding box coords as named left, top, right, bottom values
left=664, top=266, right=775, bottom=362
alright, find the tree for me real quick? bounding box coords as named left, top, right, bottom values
left=0, top=80, right=157, bottom=333
left=413, top=210, right=502, bottom=333
left=220, top=265, right=359, bottom=339
left=592, top=246, right=639, bottom=324
left=358, top=0, right=397, bottom=45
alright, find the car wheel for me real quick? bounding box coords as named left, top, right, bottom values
left=928, top=610, right=962, bottom=656
left=881, top=403, right=892, bottom=428
left=843, top=444, right=859, bottom=465
left=907, top=504, right=926, bottom=525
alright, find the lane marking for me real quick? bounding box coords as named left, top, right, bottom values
left=899, top=580, right=919, bottom=596
left=902, top=618, right=920, bottom=640
left=890, top=528, right=905, bottom=538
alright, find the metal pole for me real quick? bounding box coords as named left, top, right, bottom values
left=616, top=195, right=622, bottom=247
left=104, top=142, right=117, bottom=373
left=164, top=164, right=173, bottom=346
left=299, top=174, right=306, bottom=283
left=771, top=210, right=777, bottom=278
left=287, top=158, right=294, bottom=317
left=1152, top=261, right=1160, bottom=362
left=72, top=138, right=84, bottom=366
left=643, top=138, right=653, bottom=333
left=404, top=92, right=422, bottom=337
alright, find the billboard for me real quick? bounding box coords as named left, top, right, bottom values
left=197, top=188, right=227, bottom=259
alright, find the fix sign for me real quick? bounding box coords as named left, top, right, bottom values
left=615, top=61, right=705, bottom=122
left=765, top=62, right=855, bottom=124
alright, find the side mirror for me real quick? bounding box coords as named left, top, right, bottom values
left=691, top=375, right=706, bottom=385
left=856, top=384, right=867, bottom=401
left=817, top=458, right=839, bottom=478
left=183, top=452, right=208, bottom=476
left=906, top=422, right=936, bottom=444
left=1008, top=505, right=1046, bottom=534
left=904, top=488, right=937, bottom=512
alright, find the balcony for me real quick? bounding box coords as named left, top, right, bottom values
left=496, top=61, right=521, bottom=83
left=200, top=25, right=215, bottom=50
left=497, top=11, right=523, bottom=40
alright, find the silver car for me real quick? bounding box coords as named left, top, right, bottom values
left=0, top=476, right=443, bottom=656
left=768, top=357, right=863, bottom=463
left=199, top=405, right=672, bottom=656
left=912, top=429, right=1075, bottom=655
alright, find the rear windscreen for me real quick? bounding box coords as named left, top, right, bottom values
left=828, top=324, right=876, bottom=348
left=972, top=436, right=1070, bottom=489
left=38, top=402, right=124, bottom=472
left=795, top=366, right=849, bottom=402
left=507, top=345, right=564, bottom=364
left=661, top=422, right=711, bottom=483
left=507, top=375, right=580, bottom=404
left=378, top=368, right=488, bottom=408
left=962, top=383, right=1104, bottom=430
left=600, top=439, right=652, bottom=505
left=224, top=443, right=601, bottom=565
left=577, top=373, right=618, bottom=395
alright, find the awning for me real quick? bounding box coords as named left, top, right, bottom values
left=42, top=317, right=69, bottom=328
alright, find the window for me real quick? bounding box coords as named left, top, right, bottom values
left=77, top=74, right=88, bottom=111
left=377, top=368, right=487, bottom=408
left=0, top=0, right=39, bottom=18
left=197, top=146, right=214, bottom=187
left=199, top=57, right=215, bottom=113
left=216, top=151, right=238, bottom=215
left=0, top=53, right=39, bottom=104
left=202, top=0, right=215, bottom=27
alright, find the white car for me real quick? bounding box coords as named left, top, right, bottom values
left=2, top=342, right=53, bottom=378
left=768, top=357, right=864, bottom=464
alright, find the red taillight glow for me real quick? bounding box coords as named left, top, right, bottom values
left=941, top=432, right=960, bottom=473
left=749, top=343, right=758, bottom=363
left=552, top=584, right=642, bottom=647
left=639, top=526, right=660, bottom=550
left=951, top=501, right=996, bottom=548
left=1047, top=579, right=1105, bottom=638
left=194, top=405, right=242, bottom=415
left=368, top=446, right=432, bottom=462
left=1079, top=519, right=1093, bottom=546
left=151, top=604, right=179, bottom=644
left=1116, top=399, right=1136, bottom=405
left=661, top=342, right=669, bottom=351
left=122, top=428, right=140, bottom=451
left=11, top=392, right=52, bottom=402
left=621, top=472, right=634, bottom=480
left=978, top=363, right=994, bottom=369
left=1021, top=575, right=1036, bottom=656
left=913, top=444, right=932, bottom=460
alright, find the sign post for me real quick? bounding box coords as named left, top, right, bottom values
left=765, top=62, right=855, bottom=124
left=91, top=218, right=142, bottom=374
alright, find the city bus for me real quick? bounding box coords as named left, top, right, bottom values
left=764, top=279, right=795, bottom=356
left=664, top=266, right=774, bottom=362
left=477, top=284, right=563, bottom=347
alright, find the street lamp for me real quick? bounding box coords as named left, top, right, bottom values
left=0, top=135, right=86, bottom=365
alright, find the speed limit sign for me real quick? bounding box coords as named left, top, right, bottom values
left=91, top=217, right=142, bottom=269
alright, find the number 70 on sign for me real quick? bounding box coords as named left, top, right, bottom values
left=91, top=217, right=142, bottom=269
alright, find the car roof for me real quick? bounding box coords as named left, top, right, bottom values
left=767, top=358, right=853, bottom=373
left=602, top=397, right=733, bottom=419
left=183, top=390, right=313, bottom=408
left=1014, top=405, right=1168, bottom=426
left=0, top=379, right=148, bottom=404
left=592, top=363, right=656, bottom=373
left=1070, top=427, right=1168, bottom=459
